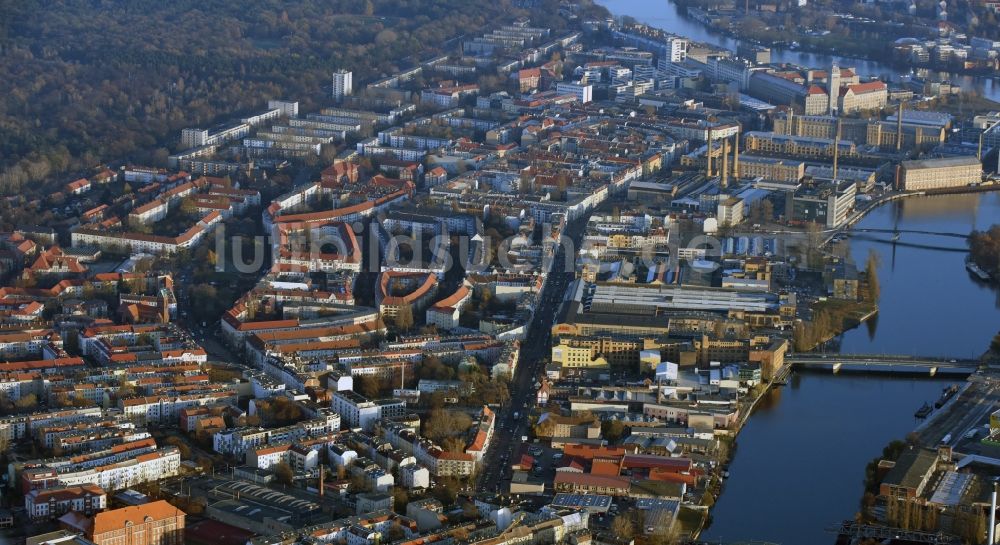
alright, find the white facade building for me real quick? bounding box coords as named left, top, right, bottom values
left=332, top=70, right=353, bottom=101
left=555, top=82, right=593, bottom=103
left=400, top=464, right=431, bottom=489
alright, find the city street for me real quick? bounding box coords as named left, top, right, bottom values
left=477, top=217, right=588, bottom=494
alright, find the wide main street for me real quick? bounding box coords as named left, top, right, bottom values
left=477, top=216, right=589, bottom=494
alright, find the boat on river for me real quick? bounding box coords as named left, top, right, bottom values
left=935, top=385, right=958, bottom=408
left=966, top=259, right=992, bottom=281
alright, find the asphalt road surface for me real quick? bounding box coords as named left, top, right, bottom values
left=477, top=217, right=589, bottom=494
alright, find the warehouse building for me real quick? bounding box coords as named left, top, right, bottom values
left=897, top=156, right=982, bottom=191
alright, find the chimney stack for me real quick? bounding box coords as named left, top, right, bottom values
left=734, top=129, right=741, bottom=180
left=706, top=127, right=713, bottom=178
left=989, top=482, right=997, bottom=545
left=722, top=137, right=730, bottom=188
left=833, top=118, right=842, bottom=181
left=896, top=102, right=904, bottom=152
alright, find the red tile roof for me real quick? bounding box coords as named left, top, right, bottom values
left=842, top=81, right=887, bottom=95
left=89, top=500, right=185, bottom=537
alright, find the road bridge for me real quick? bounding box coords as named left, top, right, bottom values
left=784, top=354, right=979, bottom=376
left=688, top=541, right=779, bottom=545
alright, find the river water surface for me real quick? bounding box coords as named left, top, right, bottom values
left=698, top=193, right=1000, bottom=544
left=599, top=0, right=1000, bottom=101
left=595, top=4, right=1000, bottom=541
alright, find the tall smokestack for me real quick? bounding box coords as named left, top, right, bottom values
left=722, top=137, right=730, bottom=188
left=319, top=464, right=325, bottom=498
left=896, top=102, right=904, bottom=152
left=706, top=127, right=713, bottom=178
left=734, top=129, right=741, bottom=180
left=990, top=483, right=997, bottom=545
left=980, top=131, right=985, bottom=161
left=833, top=118, right=842, bottom=180
left=787, top=109, right=794, bottom=136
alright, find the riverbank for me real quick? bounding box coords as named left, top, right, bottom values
left=700, top=372, right=956, bottom=543
left=599, top=0, right=1000, bottom=102
left=674, top=0, right=891, bottom=65
left=670, top=0, right=1000, bottom=77
left=697, top=190, right=1000, bottom=541
left=678, top=377, right=778, bottom=539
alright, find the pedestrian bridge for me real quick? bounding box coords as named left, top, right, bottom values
left=850, top=228, right=970, bottom=239
left=846, top=233, right=969, bottom=253
left=827, top=521, right=960, bottom=544
left=785, top=354, right=980, bottom=376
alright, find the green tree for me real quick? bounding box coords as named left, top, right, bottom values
left=14, top=393, right=38, bottom=411
left=864, top=249, right=881, bottom=302
left=394, top=305, right=414, bottom=331
left=164, top=436, right=192, bottom=459
left=611, top=514, right=635, bottom=541
left=273, top=461, right=294, bottom=485
left=356, top=376, right=381, bottom=399
left=419, top=355, right=455, bottom=381
left=793, top=320, right=812, bottom=352
left=423, top=409, right=473, bottom=443
left=189, top=283, right=223, bottom=322
left=441, top=436, right=466, bottom=453
left=391, top=489, right=409, bottom=514
left=805, top=222, right=825, bottom=269
left=601, top=420, right=627, bottom=443
left=179, top=197, right=198, bottom=216
left=969, top=225, right=1000, bottom=277
left=432, top=478, right=461, bottom=504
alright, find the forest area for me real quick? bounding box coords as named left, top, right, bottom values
left=968, top=224, right=1000, bottom=279
left=0, top=0, right=586, bottom=198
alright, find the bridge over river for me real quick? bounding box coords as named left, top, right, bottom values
left=850, top=228, right=970, bottom=239
left=777, top=354, right=980, bottom=379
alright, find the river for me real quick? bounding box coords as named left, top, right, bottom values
left=599, top=0, right=1000, bottom=102
left=840, top=192, right=1000, bottom=357
left=701, top=373, right=953, bottom=544
left=700, top=193, right=1000, bottom=544
left=595, top=4, right=1000, bottom=541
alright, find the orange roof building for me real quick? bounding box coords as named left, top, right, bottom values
left=376, top=271, right=438, bottom=321
left=60, top=500, right=185, bottom=545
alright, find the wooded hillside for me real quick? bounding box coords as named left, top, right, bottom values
left=0, top=0, right=590, bottom=195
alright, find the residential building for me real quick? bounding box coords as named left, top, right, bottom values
left=518, top=68, right=542, bottom=93
left=332, top=70, right=353, bottom=101
left=332, top=391, right=405, bottom=431
left=25, top=485, right=107, bottom=521
left=426, top=285, right=471, bottom=330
